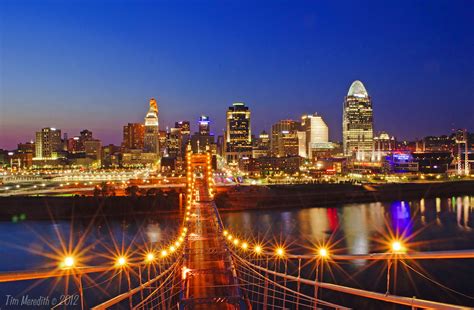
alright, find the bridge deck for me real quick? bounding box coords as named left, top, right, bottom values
left=181, top=179, right=243, bottom=309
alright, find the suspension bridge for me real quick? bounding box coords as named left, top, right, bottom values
left=0, top=149, right=473, bottom=309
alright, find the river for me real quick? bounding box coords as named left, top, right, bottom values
left=0, top=196, right=473, bottom=308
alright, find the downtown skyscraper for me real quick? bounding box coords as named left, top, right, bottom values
left=342, top=80, right=374, bottom=161
left=301, top=113, right=330, bottom=160
left=34, top=127, right=63, bottom=159
left=225, top=102, right=252, bottom=163
left=144, top=98, right=160, bottom=154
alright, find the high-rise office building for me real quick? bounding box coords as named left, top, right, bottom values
left=67, top=129, right=93, bottom=153
left=297, top=131, right=307, bottom=158
left=166, top=128, right=182, bottom=159
left=343, top=80, right=374, bottom=161
left=191, top=116, right=215, bottom=154
left=301, top=113, right=330, bottom=159
left=252, top=130, right=271, bottom=158
left=34, top=127, right=63, bottom=159
left=122, top=123, right=145, bottom=151
left=80, top=129, right=93, bottom=143
left=225, top=102, right=252, bottom=163
left=67, top=137, right=81, bottom=153
left=175, top=120, right=191, bottom=155
left=271, top=120, right=300, bottom=157
left=198, top=116, right=210, bottom=135
left=144, top=98, right=160, bottom=154
left=175, top=121, right=191, bottom=135
left=84, top=139, right=102, bottom=162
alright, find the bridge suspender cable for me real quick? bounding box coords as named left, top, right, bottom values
left=231, top=250, right=471, bottom=310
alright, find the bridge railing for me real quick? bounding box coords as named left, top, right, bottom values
left=221, top=233, right=474, bottom=310
left=0, top=254, right=183, bottom=309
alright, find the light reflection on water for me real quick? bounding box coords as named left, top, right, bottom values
left=0, top=216, right=178, bottom=272
left=222, top=196, right=474, bottom=258
left=0, top=196, right=472, bottom=270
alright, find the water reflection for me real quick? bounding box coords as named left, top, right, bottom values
left=146, top=223, right=163, bottom=243
left=390, top=201, right=412, bottom=238
left=0, top=216, right=178, bottom=272
left=222, top=196, right=474, bottom=260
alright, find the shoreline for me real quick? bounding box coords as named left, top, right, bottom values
left=216, top=180, right=474, bottom=212
left=0, top=180, right=473, bottom=220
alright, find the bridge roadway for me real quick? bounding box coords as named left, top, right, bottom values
left=180, top=178, right=246, bottom=309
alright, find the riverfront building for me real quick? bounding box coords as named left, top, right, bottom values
left=343, top=80, right=374, bottom=161
left=301, top=113, right=332, bottom=160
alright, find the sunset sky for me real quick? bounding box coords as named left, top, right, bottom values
left=1, top=0, right=473, bottom=149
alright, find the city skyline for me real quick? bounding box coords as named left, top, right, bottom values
left=1, top=1, right=473, bottom=148
left=1, top=88, right=472, bottom=150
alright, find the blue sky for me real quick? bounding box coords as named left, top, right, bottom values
left=1, top=0, right=473, bottom=148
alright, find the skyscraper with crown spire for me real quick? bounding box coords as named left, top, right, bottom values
left=144, top=98, right=160, bottom=154
left=343, top=80, right=374, bottom=161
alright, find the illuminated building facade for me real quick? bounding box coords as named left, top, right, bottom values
left=412, top=151, right=452, bottom=173
left=67, top=129, right=94, bottom=153
left=241, top=155, right=302, bottom=175
left=297, top=131, right=307, bottom=158
left=343, top=80, right=374, bottom=161
left=34, top=127, right=63, bottom=159
left=175, top=120, right=190, bottom=136
left=374, top=132, right=396, bottom=161
left=198, top=115, right=210, bottom=135
left=225, top=102, right=252, bottom=163
left=144, top=98, right=160, bottom=154
left=301, top=113, right=331, bottom=159
left=122, top=123, right=145, bottom=151
left=383, top=152, right=418, bottom=173
left=175, top=120, right=191, bottom=156
left=166, top=127, right=182, bottom=159
left=271, top=120, right=300, bottom=157
left=84, top=139, right=102, bottom=162
left=252, top=130, right=271, bottom=158
left=191, top=116, right=215, bottom=154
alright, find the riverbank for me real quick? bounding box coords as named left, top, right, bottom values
left=0, top=194, right=181, bottom=220
left=215, top=180, right=474, bottom=212
left=0, top=180, right=473, bottom=220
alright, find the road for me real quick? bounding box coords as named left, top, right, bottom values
left=181, top=178, right=243, bottom=309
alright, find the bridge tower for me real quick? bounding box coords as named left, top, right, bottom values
left=185, top=144, right=214, bottom=203
left=455, top=129, right=469, bottom=176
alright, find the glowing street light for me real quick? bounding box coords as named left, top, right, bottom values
left=145, top=252, right=155, bottom=263
left=61, top=256, right=75, bottom=268
left=233, top=239, right=239, bottom=246
left=254, top=245, right=262, bottom=255
left=161, top=250, right=168, bottom=258
left=275, top=247, right=285, bottom=257
left=318, top=247, right=329, bottom=258
left=241, top=242, right=249, bottom=250
left=116, top=256, right=127, bottom=267
left=391, top=240, right=406, bottom=254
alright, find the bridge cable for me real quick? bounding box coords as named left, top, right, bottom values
left=132, top=259, right=182, bottom=309
left=400, top=260, right=474, bottom=300
left=233, top=251, right=348, bottom=309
